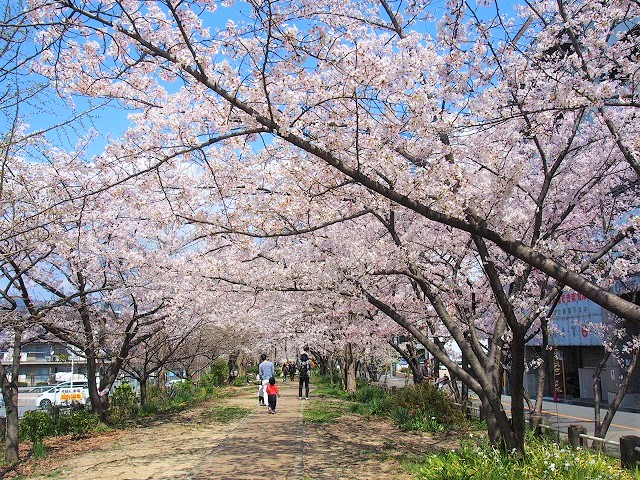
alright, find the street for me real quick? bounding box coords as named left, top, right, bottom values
left=503, top=395, right=640, bottom=446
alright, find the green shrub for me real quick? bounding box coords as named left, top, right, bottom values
left=170, top=379, right=204, bottom=405
left=142, top=385, right=173, bottom=414
left=21, top=407, right=100, bottom=443
left=233, top=377, right=247, bottom=386
left=387, top=383, right=466, bottom=431
left=20, top=410, right=56, bottom=443
left=350, top=384, right=386, bottom=403
left=389, top=406, right=446, bottom=432
left=406, top=435, right=636, bottom=480
left=67, top=409, right=99, bottom=436
left=109, top=383, right=138, bottom=421
left=200, top=361, right=229, bottom=393
left=345, top=382, right=465, bottom=432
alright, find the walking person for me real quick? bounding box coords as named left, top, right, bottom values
left=298, top=348, right=311, bottom=400
left=289, top=361, right=296, bottom=382
left=282, top=362, right=289, bottom=383
left=258, top=354, right=275, bottom=407
left=266, top=377, right=280, bottom=414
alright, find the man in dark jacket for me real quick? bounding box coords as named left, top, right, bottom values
left=298, top=348, right=311, bottom=400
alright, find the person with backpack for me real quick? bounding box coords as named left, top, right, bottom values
left=298, top=348, right=311, bottom=400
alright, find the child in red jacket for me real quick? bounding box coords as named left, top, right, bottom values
left=266, top=377, right=280, bottom=414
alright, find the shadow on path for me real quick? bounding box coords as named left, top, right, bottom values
left=188, top=380, right=306, bottom=480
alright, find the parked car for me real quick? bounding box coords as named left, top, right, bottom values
left=35, top=381, right=89, bottom=409
left=20, top=385, right=55, bottom=394
left=165, top=378, right=186, bottom=387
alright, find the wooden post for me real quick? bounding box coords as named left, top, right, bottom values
left=561, top=357, right=567, bottom=401
left=568, top=425, right=587, bottom=448
left=620, top=435, right=640, bottom=470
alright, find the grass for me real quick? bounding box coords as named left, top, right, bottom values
left=312, top=379, right=350, bottom=400
left=203, top=406, right=252, bottom=423
left=302, top=401, right=344, bottom=423
left=31, top=441, right=49, bottom=458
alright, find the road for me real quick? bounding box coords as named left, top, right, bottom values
left=501, top=395, right=640, bottom=445
left=0, top=391, right=43, bottom=417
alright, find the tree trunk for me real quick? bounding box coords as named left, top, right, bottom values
left=594, top=348, right=639, bottom=439
left=139, top=378, right=148, bottom=407
left=309, top=348, right=329, bottom=376
left=343, top=343, right=357, bottom=394
left=389, top=340, right=423, bottom=384
left=227, top=350, right=240, bottom=384
left=508, top=328, right=527, bottom=456
left=406, top=342, right=424, bottom=384
left=238, top=354, right=247, bottom=378
left=532, top=319, right=550, bottom=431
left=593, top=350, right=611, bottom=434
left=481, top=397, right=503, bottom=445
left=1, top=329, right=23, bottom=464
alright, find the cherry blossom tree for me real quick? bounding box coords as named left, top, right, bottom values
left=6, top=0, right=639, bottom=456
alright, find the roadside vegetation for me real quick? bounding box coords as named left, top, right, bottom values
left=0, top=362, right=252, bottom=466
left=313, top=375, right=639, bottom=479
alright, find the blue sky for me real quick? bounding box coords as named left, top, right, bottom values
left=15, top=0, right=524, bottom=162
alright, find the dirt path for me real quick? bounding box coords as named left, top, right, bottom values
left=14, top=381, right=451, bottom=479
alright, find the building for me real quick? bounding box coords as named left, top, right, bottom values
left=0, top=341, right=87, bottom=386
left=525, top=276, right=640, bottom=409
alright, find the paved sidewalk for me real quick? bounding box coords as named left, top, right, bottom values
left=187, top=380, right=307, bottom=480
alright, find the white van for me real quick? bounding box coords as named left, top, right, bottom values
left=35, top=381, right=89, bottom=409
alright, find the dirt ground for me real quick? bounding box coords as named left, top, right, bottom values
left=3, top=381, right=456, bottom=480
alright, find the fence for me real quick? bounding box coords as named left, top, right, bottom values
left=455, top=401, right=640, bottom=471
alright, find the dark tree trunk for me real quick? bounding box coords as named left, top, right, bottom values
left=388, top=340, right=423, bottom=384
left=508, top=327, right=527, bottom=456
left=481, top=397, right=503, bottom=445
left=139, top=378, right=148, bottom=407
left=1, top=329, right=23, bottom=464
left=343, top=343, right=357, bottom=394
left=309, top=348, right=329, bottom=376
left=406, top=342, right=424, bottom=384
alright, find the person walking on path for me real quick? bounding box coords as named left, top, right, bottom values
left=282, top=362, right=289, bottom=383
left=258, top=354, right=275, bottom=406
left=266, top=376, right=280, bottom=414
left=289, top=361, right=296, bottom=382
left=298, top=348, right=311, bottom=400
